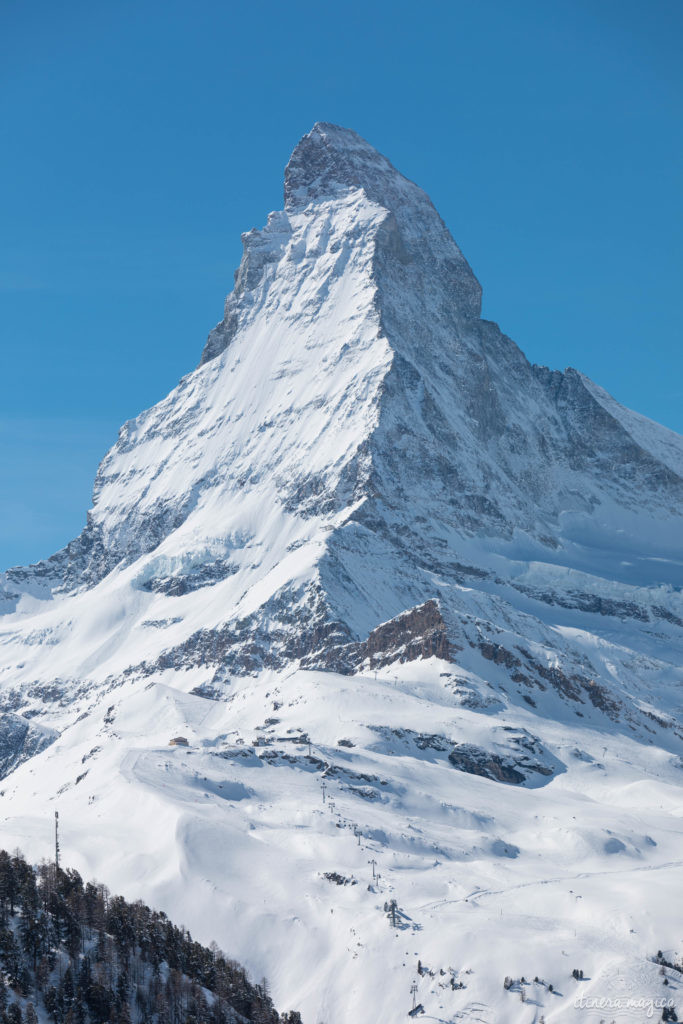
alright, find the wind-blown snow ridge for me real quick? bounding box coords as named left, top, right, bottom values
left=0, top=123, right=681, bottom=1023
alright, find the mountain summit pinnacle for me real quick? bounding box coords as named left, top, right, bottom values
left=284, top=122, right=421, bottom=211
left=201, top=122, right=482, bottom=365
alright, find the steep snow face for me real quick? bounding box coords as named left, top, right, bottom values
left=0, top=122, right=682, bottom=1023
left=5, top=180, right=394, bottom=594
left=89, top=186, right=391, bottom=565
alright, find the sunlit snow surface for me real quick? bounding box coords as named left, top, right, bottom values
left=0, top=123, right=682, bottom=1022
left=2, top=663, right=682, bottom=1023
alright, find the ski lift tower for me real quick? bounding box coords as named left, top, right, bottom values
left=54, top=810, right=60, bottom=872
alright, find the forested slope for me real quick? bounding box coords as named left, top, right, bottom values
left=0, top=850, right=301, bottom=1024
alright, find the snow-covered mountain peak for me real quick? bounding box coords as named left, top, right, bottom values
left=283, top=121, right=435, bottom=225
left=202, top=123, right=481, bottom=365
left=0, top=123, right=682, bottom=1024
left=285, top=122, right=482, bottom=313
left=3, top=123, right=681, bottom=619
left=284, top=122, right=394, bottom=204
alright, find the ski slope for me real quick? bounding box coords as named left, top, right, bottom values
left=1, top=660, right=682, bottom=1022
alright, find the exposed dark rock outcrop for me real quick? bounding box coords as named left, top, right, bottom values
left=0, top=715, right=55, bottom=781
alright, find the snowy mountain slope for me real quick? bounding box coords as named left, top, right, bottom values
left=1, top=663, right=682, bottom=1023
left=0, top=122, right=682, bottom=1021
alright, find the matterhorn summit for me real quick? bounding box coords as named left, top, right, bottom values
left=0, top=124, right=681, bottom=1023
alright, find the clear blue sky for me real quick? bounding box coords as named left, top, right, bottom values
left=1, top=0, right=681, bottom=569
